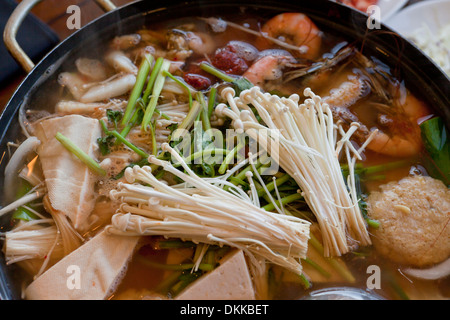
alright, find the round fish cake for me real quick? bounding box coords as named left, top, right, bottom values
left=367, top=175, right=450, bottom=267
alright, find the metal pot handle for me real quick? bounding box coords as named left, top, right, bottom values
left=3, top=0, right=43, bottom=73
left=95, top=0, right=117, bottom=12
left=3, top=0, right=117, bottom=73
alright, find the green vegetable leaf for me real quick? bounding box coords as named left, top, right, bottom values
left=12, top=179, right=39, bottom=221
left=106, top=109, right=123, bottom=129
left=420, top=117, right=450, bottom=186
left=97, top=134, right=114, bottom=156
left=166, top=123, right=179, bottom=134
left=232, top=77, right=254, bottom=94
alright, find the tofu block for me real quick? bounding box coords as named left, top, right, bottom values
left=176, top=250, right=255, bottom=300
left=34, top=115, right=101, bottom=231
left=25, top=230, right=140, bottom=300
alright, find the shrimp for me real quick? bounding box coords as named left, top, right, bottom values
left=257, top=13, right=322, bottom=60
left=367, top=94, right=431, bottom=157
left=311, top=63, right=431, bottom=158
left=322, top=76, right=368, bottom=108
left=243, top=55, right=287, bottom=86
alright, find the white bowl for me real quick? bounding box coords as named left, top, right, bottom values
left=384, top=0, right=450, bottom=35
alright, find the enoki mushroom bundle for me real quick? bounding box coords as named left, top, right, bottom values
left=216, top=86, right=374, bottom=257
left=106, top=145, right=310, bottom=276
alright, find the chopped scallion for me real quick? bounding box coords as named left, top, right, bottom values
left=55, top=132, right=106, bottom=176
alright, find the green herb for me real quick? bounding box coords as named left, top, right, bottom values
left=166, top=123, right=179, bottom=134
left=97, top=134, right=115, bottom=156
left=420, top=116, right=450, bottom=186
left=106, top=109, right=123, bottom=129
left=354, top=174, right=380, bottom=229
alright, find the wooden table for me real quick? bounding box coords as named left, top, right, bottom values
left=0, top=0, right=422, bottom=113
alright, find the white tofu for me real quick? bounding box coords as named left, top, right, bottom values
left=34, top=115, right=101, bottom=231
left=25, top=230, right=140, bottom=300
left=176, top=250, right=255, bottom=300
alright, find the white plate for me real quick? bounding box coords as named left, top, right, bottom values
left=384, top=0, right=450, bottom=35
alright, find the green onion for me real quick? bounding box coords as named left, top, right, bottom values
left=196, top=91, right=211, bottom=131
left=157, top=240, right=196, bottom=249
left=262, top=193, right=303, bottom=212
left=218, top=144, right=239, bottom=175
left=302, top=257, right=331, bottom=278
left=163, top=70, right=193, bottom=109
left=121, top=53, right=154, bottom=126
left=142, top=56, right=164, bottom=104
left=200, top=62, right=254, bottom=94
left=149, top=121, right=158, bottom=156
left=141, top=59, right=171, bottom=131
left=137, top=255, right=215, bottom=272
left=177, top=148, right=229, bottom=167
left=341, top=160, right=409, bottom=178
left=155, top=271, right=183, bottom=294
left=309, top=233, right=355, bottom=283
left=55, top=132, right=106, bottom=176
left=177, top=100, right=202, bottom=131
left=257, top=173, right=291, bottom=197
left=208, top=87, right=217, bottom=118
left=119, top=107, right=141, bottom=140
left=299, top=274, right=312, bottom=289
left=200, top=62, right=235, bottom=82
left=171, top=271, right=203, bottom=296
